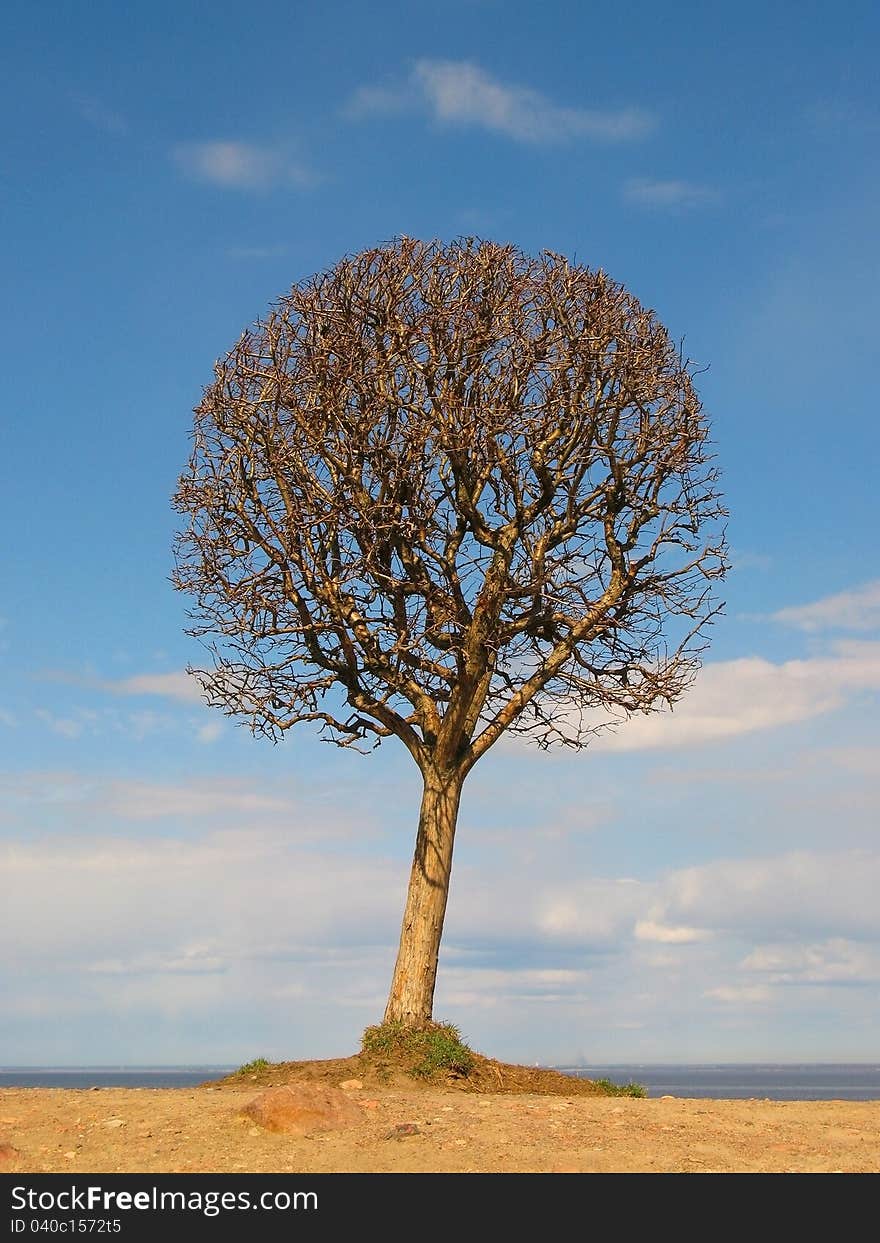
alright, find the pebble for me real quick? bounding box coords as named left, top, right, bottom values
left=382, top=1123, right=420, bottom=1140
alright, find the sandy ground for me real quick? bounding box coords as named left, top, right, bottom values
left=2, top=1085, right=879, bottom=1173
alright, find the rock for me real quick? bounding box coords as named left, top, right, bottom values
left=339, top=1079, right=363, bottom=1091
left=382, top=1123, right=420, bottom=1140
left=103, top=1118, right=126, bottom=1128
left=361, top=1100, right=379, bottom=1109
left=242, top=1085, right=363, bottom=1135
left=0, top=1143, right=20, bottom=1165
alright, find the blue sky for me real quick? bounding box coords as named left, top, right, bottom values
left=2, top=0, right=878, bottom=1066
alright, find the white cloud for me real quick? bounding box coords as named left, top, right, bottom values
left=35, top=709, right=91, bottom=739
left=196, top=721, right=224, bottom=744
left=660, top=850, right=880, bottom=940
left=4, top=808, right=880, bottom=1060
left=528, top=878, right=645, bottom=947
left=741, top=939, right=880, bottom=986
left=174, top=141, right=317, bottom=190
left=730, top=548, right=773, bottom=572
left=704, top=984, right=772, bottom=1005
left=105, top=670, right=207, bottom=704
left=99, top=778, right=293, bottom=821
left=0, top=829, right=400, bottom=965
left=440, top=965, right=590, bottom=1008
left=634, top=919, right=710, bottom=944
left=591, top=642, right=880, bottom=751
left=771, top=580, right=880, bottom=632
left=87, top=945, right=229, bottom=976
left=348, top=60, right=654, bottom=144
left=623, top=177, right=719, bottom=208
left=0, top=770, right=318, bottom=831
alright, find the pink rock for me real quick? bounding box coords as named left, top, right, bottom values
left=242, top=1085, right=363, bottom=1135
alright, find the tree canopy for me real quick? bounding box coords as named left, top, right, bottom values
left=174, top=237, right=727, bottom=777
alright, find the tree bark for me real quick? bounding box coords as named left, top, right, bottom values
left=383, top=765, right=465, bottom=1026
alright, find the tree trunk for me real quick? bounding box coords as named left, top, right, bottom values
left=383, top=765, right=465, bottom=1026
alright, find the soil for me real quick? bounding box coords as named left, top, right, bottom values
left=2, top=1054, right=878, bottom=1174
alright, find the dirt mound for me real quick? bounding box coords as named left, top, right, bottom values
left=212, top=1051, right=606, bottom=1096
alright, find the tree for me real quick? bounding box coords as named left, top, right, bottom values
left=172, top=237, right=727, bottom=1028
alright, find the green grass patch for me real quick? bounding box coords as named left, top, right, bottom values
left=234, top=1057, right=270, bottom=1076
left=361, top=1020, right=475, bottom=1081
left=593, top=1077, right=648, bottom=1098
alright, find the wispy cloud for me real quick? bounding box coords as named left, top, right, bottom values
left=173, top=141, right=317, bottom=191
left=704, top=983, right=771, bottom=1005
left=73, top=94, right=128, bottom=135
left=5, top=813, right=880, bottom=1060
left=634, top=919, right=710, bottom=944
left=623, top=177, right=719, bottom=209
left=348, top=60, right=654, bottom=144
left=87, top=945, right=229, bottom=976
left=0, top=771, right=295, bottom=822
left=770, top=580, right=880, bottom=632
left=34, top=708, right=97, bottom=739
left=660, top=850, right=880, bottom=940
left=741, top=939, right=880, bottom=986
left=99, top=778, right=293, bottom=821
left=103, top=670, right=206, bottom=704
left=729, top=548, right=773, bottom=572
left=591, top=641, right=880, bottom=751
left=346, top=84, right=410, bottom=118
left=806, top=99, right=880, bottom=137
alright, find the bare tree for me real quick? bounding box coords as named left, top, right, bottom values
left=172, top=237, right=727, bottom=1027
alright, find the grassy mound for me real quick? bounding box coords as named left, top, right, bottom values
left=214, top=1022, right=646, bottom=1097
left=361, top=1021, right=475, bottom=1081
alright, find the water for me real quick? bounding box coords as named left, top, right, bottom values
left=557, top=1064, right=880, bottom=1100
left=2, top=1063, right=879, bottom=1099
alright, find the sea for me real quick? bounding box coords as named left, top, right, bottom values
left=2, top=1064, right=880, bottom=1100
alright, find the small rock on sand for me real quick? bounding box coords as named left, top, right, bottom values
left=383, top=1123, right=420, bottom=1140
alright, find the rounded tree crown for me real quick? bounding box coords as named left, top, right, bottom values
left=174, top=237, right=727, bottom=768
